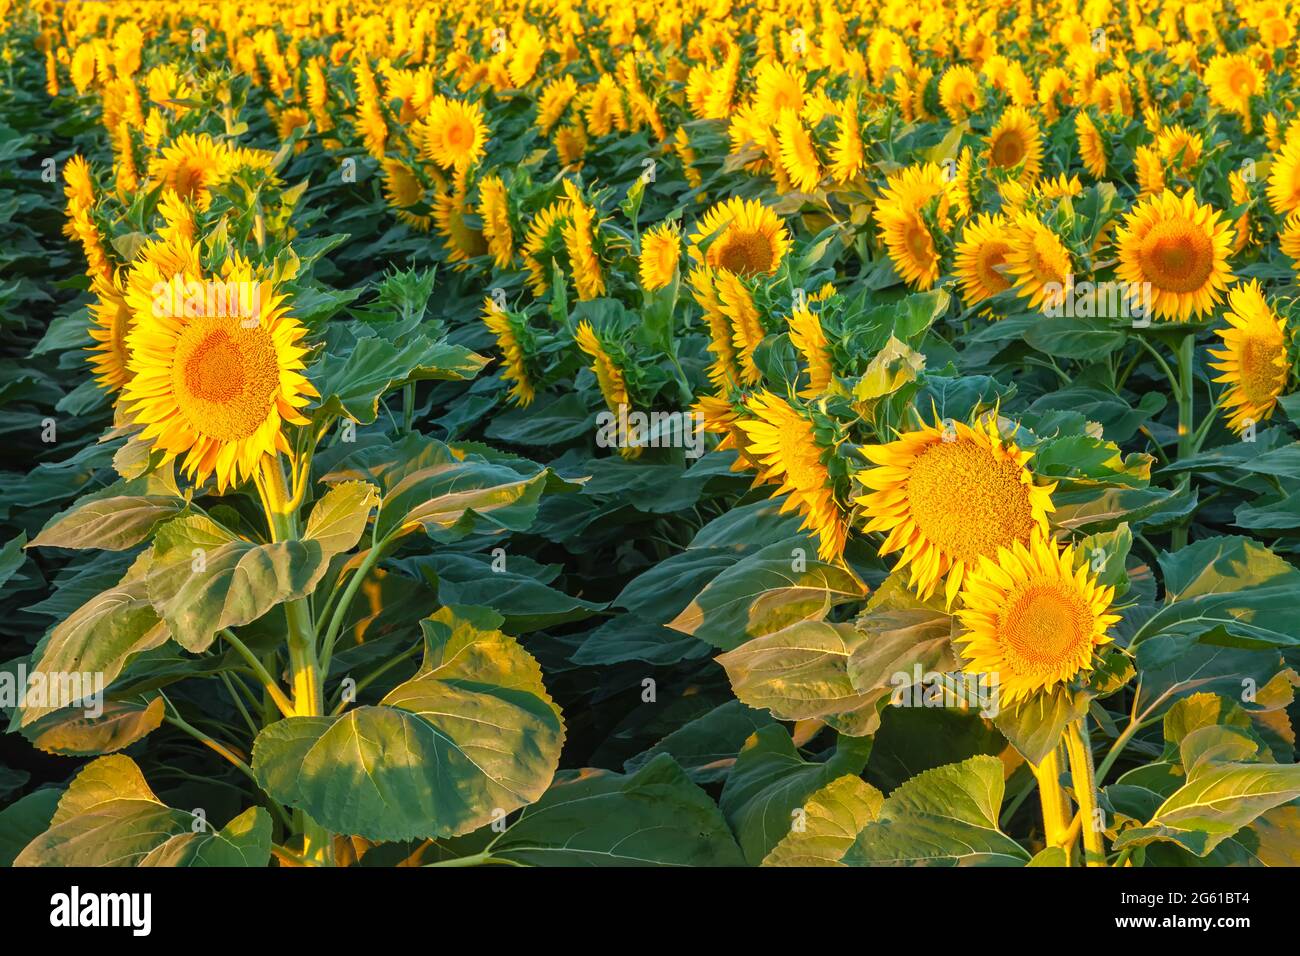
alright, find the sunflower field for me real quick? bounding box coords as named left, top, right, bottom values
left=2, top=0, right=1300, bottom=875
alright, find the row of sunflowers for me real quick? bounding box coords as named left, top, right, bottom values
left=1, top=0, right=1299, bottom=868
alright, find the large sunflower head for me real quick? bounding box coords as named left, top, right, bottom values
left=423, top=97, right=488, bottom=170
left=736, top=390, right=847, bottom=561
left=1114, top=190, right=1235, bottom=321
left=147, top=133, right=232, bottom=210
left=121, top=244, right=316, bottom=492
left=1074, top=110, right=1107, bottom=179
left=689, top=196, right=791, bottom=277
left=875, top=162, right=953, bottom=290
left=954, top=212, right=1014, bottom=307
left=1006, top=215, right=1073, bottom=311
left=986, top=106, right=1044, bottom=182
left=856, top=416, right=1056, bottom=605
left=939, top=64, right=982, bottom=121
left=1205, top=53, right=1264, bottom=118
left=955, top=532, right=1119, bottom=706
left=1208, top=280, right=1290, bottom=434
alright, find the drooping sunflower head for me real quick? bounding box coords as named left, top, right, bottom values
left=639, top=220, right=681, bottom=292
left=775, top=108, right=823, bottom=194
left=381, top=158, right=433, bottom=232
left=689, top=196, right=791, bottom=277
left=855, top=416, right=1056, bottom=605
left=955, top=532, right=1119, bottom=706
left=875, top=162, right=953, bottom=290
left=954, top=213, right=1014, bottom=308
left=737, top=390, right=847, bottom=561
left=478, top=174, right=515, bottom=269
left=1208, top=279, right=1290, bottom=434
left=121, top=248, right=316, bottom=492
left=481, top=298, right=536, bottom=407
left=87, top=270, right=133, bottom=394
left=1114, top=189, right=1235, bottom=321
left=986, top=106, right=1043, bottom=182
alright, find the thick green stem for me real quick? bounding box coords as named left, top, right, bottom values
left=1171, top=332, right=1195, bottom=550
left=261, top=457, right=332, bottom=865
left=1032, top=746, right=1073, bottom=855
left=1064, top=719, right=1107, bottom=867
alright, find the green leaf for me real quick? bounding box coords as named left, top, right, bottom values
left=993, top=687, right=1090, bottom=765
left=312, top=331, right=485, bottom=424
left=842, top=755, right=1029, bottom=866
left=322, top=434, right=552, bottom=543
left=761, top=775, right=884, bottom=867
left=416, top=552, right=604, bottom=632
left=1133, top=535, right=1300, bottom=649
left=0, top=789, right=61, bottom=867
left=21, top=695, right=164, bottom=756
left=720, top=726, right=873, bottom=864
left=146, top=515, right=331, bottom=652
left=302, top=480, right=379, bottom=553
left=624, top=700, right=776, bottom=785
left=16, top=576, right=169, bottom=727
left=14, top=755, right=271, bottom=867
left=252, top=606, right=564, bottom=841
left=668, top=535, right=865, bottom=650
left=1027, top=846, right=1069, bottom=866
left=717, top=619, right=881, bottom=735
left=28, top=474, right=184, bottom=552
left=488, top=754, right=745, bottom=866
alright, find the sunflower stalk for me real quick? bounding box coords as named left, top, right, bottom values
left=1170, top=331, right=1196, bottom=550
left=1031, top=746, right=1073, bottom=856
left=259, top=456, right=333, bottom=865
left=1064, top=719, right=1107, bottom=867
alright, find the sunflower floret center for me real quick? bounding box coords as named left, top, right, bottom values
left=174, top=318, right=281, bottom=441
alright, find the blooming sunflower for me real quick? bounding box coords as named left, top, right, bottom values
left=737, top=391, right=847, bottom=561
left=424, top=97, right=488, bottom=170
left=562, top=188, right=605, bottom=300
left=147, top=133, right=231, bottom=210
left=1074, top=110, right=1107, bottom=179
left=775, top=109, right=822, bottom=193
left=787, top=303, right=833, bottom=397
left=954, top=213, right=1014, bottom=307
left=575, top=320, right=639, bottom=459
left=939, top=65, right=982, bottom=121
left=121, top=251, right=316, bottom=492
left=875, top=162, right=952, bottom=290
left=1267, top=133, right=1300, bottom=216
left=1208, top=280, right=1290, bottom=434
left=478, top=175, right=514, bottom=268
left=87, top=270, right=133, bottom=393
left=639, top=221, right=681, bottom=291
left=856, top=417, right=1056, bottom=605
left=986, top=107, right=1043, bottom=182
left=689, top=196, right=791, bottom=277
left=955, top=533, right=1118, bottom=706
left=381, top=158, right=433, bottom=232
left=1205, top=53, right=1264, bottom=120
left=830, top=98, right=866, bottom=183
left=481, top=298, right=535, bottom=407
left=1114, top=190, right=1235, bottom=321
left=1006, top=216, right=1073, bottom=311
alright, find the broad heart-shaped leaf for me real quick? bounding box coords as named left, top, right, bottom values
left=413, top=551, right=604, bottom=632
left=1131, top=535, right=1300, bottom=649
left=720, top=725, right=873, bottom=864
left=668, top=535, right=865, bottom=650
left=302, top=480, right=379, bottom=554
left=623, top=700, right=776, bottom=785
left=761, top=775, right=884, bottom=867
left=16, top=576, right=169, bottom=726
left=28, top=472, right=185, bottom=552
left=321, top=433, right=553, bottom=543
left=146, top=515, right=332, bottom=652
left=311, top=329, right=486, bottom=424
left=1114, top=761, right=1300, bottom=857
left=717, top=619, right=882, bottom=736
left=14, top=755, right=270, bottom=867
left=20, top=695, right=164, bottom=756
left=843, top=755, right=1030, bottom=866
left=487, top=754, right=746, bottom=866
left=252, top=606, right=564, bottom=841
left=0, top=789, right=61, bottom=867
